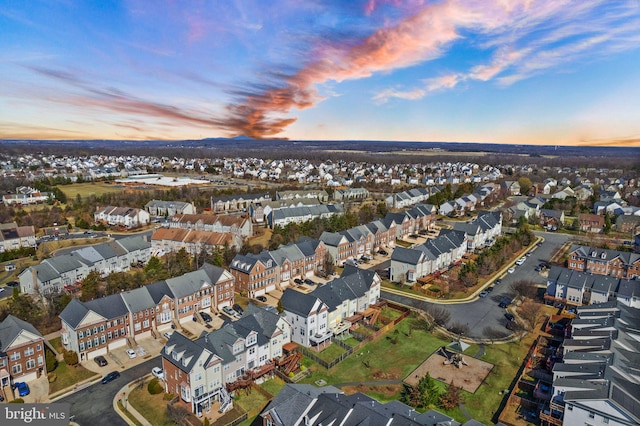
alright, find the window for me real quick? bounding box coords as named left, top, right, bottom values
left=79, top=342, right=85, bottom=351
left=134, top=322, right=141, bottom=331
left=86, top=339, right=92, bottom=349
left=114, top=329, right=119, bottom=338
left=101, top=335, right=106, bottom=344
left=10, top=352, right=20, bottom=361
left=195, top=373, right=202, bottom=381
left=94, top=337, right=99, bottom=347
left=36, top=344, right=42, bottom=351
left=37, top=355, right=43, bottom=366
left=26, top=359, right=36, bottom=369
left=24, top=347, right=34, bottom=357
left=143, top=319, right=149, bottom=328
left=78, top=331, right=84, bottom=339
left=589, top=412, right=595, bottom=419
left=12, top=364, right=21, bottom=375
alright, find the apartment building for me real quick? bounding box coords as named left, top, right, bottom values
left=567, top=245, right=640, bottom=279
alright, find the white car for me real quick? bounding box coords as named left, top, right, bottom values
left=126, top=349, right=137, bottom=359
left=508, top=267, right=516, bottom=274
left=515, top=257, right=526, bottom=266
left=151, top=367, right=164, bottom=380
left=163, top=331, right=173, bottom=340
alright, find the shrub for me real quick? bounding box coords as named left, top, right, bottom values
left=48, top=373, right=57, bottom=383
left=288, top=372, right=294, bottom=378
left=63, top=350, right=79, bottom=366
left=46, top=349, right=58, bottom=372
left=163, top=393, right=176, bottom=401
left=148, top=378, right=163, bottom=395
left=300, top=365, right=306, bottom=371
left=9, top=398, right=25, bottom=403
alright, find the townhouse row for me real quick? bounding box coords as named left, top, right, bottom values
left=19, top=236, right=151, bottom=296
left=94, top=206, right=151, bottom=228
left=58, top=263, right=235, bottom=362
left=566, top=245, right=640, bottom=279
left=280, top=266, right=381, bottom=347
left=545, top=266, right=640, bottom=308
left=162, top=304, right=289, bottom=416
left=390, top=210, right=502, bottom=284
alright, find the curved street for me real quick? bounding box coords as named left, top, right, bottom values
left=381, top=231, right=570, bottom=339
left=58, top=356, right=161, bottom=426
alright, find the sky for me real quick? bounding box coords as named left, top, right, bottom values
left=1, top=0, right=640, bottom=146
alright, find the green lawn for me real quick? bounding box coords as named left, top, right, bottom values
left=59, top=182, right=135, bottom=201
left=301, top=318, right=448, bottom=386
left=315, top=343, right=347, bottom=362
left=259, top=377, right=286, bottom=397
left=49, top=337, right=63, bottom=353
left=234, top=386, right=270, bottom=416
left=48, top=361, right=99, bottom=395
left=128, top=387, right=175, bottom=426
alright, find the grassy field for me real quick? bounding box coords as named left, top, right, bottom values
left=59, top=182, right=135, bottom=201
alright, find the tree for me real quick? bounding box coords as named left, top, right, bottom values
left=439, top=380, right=462, bottom=410
left=80, top=270, right=101, bottom=302
left=519, top=299, right=544, bottom=331
left=510, top=280, right=538, bottom=300
left=323, top=253, right=335, bottom=277
left=517, top=177, right=532, bottom=195
left=427, top=306, right=451, bottom=326
left=418, top=373, right=441, bottom=407
left=604, top=212, right=612, bottom=234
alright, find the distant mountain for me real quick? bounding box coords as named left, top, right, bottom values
left=201, top=135, right=256, bottom=141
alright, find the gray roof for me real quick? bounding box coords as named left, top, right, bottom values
left=145, top=280, right=172, bottom=304
left=281, top=288, right=320, bottom=317
left=165, top=269, right=211, bottom=299
left=391, top=246, right=425, bottom=265
left=115, top=235, right=150, bottom=252
left=319, top=231, right=346, bottom=247
left=120, top=286, right=156, bottom=313
left=310, top=280, right=356, bottom=311
left=0, top=315, right=43, bottom=352
left=199, top=262, right=228, bottom=283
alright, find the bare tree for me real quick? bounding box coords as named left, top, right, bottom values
left=483, top=326, right=507, bottom=343
left=510, top=279, right=538, bottom=300
left=166, top=403, right=190, bottom=425
left=518, top=299, right=545, bottom=331
left=427, top=306, right=451, bottom=326
left=449, top=321, right=470, bottom=336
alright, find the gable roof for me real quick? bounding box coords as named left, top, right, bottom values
left=0, top=315, right=43, bottom=352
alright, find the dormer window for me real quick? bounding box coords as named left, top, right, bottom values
left=601, top=253, right=606, bottom=259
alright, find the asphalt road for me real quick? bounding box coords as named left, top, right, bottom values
left=381, top=230, right=570, bottom=339
left=59, top=356, right=161, bottom=426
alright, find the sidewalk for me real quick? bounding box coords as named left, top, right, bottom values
left=113, top=382, right=152, bottom=426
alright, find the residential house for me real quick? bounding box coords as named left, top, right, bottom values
left=229, top=253, right=278, bottom=298
left=502, top=180, right=521, bottom=196
left=539, top=209, right=565, bottom=231
left=578, top=213, right=605, bottom=233
left=452, top=210, right=502, bottom=251
left=276, top=189, right=329, bottom=203
left=2, top=187, right=51, bottom=206
left=267, top=204, right=344, bottom=229
left=0, top=315, right=46, bottom=385
left=94, top=206, right=150, bottom=228
left=0, top=222, right=37, bottom=252
left=616, top=215, right=640, bottom=235
left=332, top=187, right=369, bottom=201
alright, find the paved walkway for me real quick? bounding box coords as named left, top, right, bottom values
left=474, top=344, right=486, bottom=358
left=113, top=383, right=152, bottom=426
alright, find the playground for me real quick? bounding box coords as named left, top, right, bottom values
left=404, top=344, right=493, bottom=393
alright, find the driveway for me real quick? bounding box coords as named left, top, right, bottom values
left=382, top=231, right=571, bottom=340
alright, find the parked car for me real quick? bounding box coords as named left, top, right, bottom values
left=515, top=257, right=526, bottom=266
left=0, top=288, right=4, bottom=294
left=504, top=313, right=515, bottom=322
left=534, top=266, right=542, bottom=272
left=409, top=233, right=419, bottom=238
left=101, top=371, right=120, bottom=384
left=486, top=286, right=494, bottom=293
left=378, top=250, right=388, bottom=256
left=304, top=278, right=315, bottom=285
left=478, top=291, right=489, bottom=298
left=495, top=279, right=502, bottom=285
left=499, top=300, right=510, bottom=308
left=126, top=349, right=137, bottom=359
left=508, top=267, right=516, bottom=274
left=256, top=295, right=267, bottom=302
left=14, top=382, right=30, bottom=397
left=232, top=304, right=244, bottom=315
left=94, top=355, right=108, bottom=367
left=7, top=281, right=19, bottom=287
left=200, top=311, right=213, bottom=322
left=294, top=278, right=303, bottom=285
left=163, top=331, right=173, bottom=340
left=151, top=367, right=164, bottom=380
left=222, top=306, right=238, bottom=317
